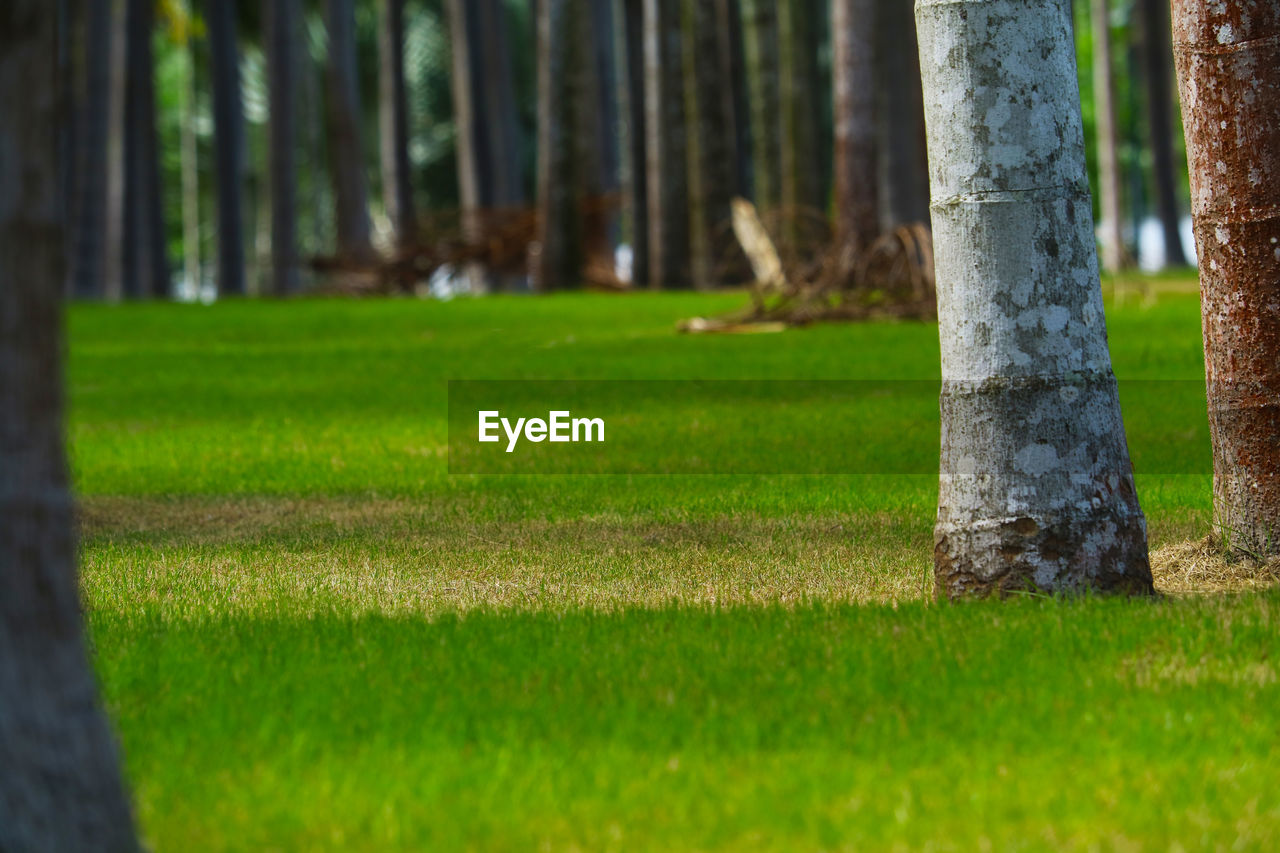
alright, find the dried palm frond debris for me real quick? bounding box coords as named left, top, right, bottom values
left=679, top=197, right=936, bottom=332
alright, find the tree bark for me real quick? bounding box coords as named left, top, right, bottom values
left=643, top=0, right=691, bottom=288
left=875, top=0, right=930, bottom=231
left=103, top=0, right=127, bottom=300
left=69, top=0, right=111, bottom=300
left=1172, top=0, right=1280, bottom=557
left=917, top=0, right=1153, bottom=597
left=533, top=0, right=592, bottom=290
left=266, top=0, right=300, bottom=295
left=378, top=0, right=416, bottom=251
left=0, top=4, right=140, bottom=847
left=722, top=0, right=752, bottom=200
left=620, top=0, right=650, bottom=286
left=207, top=0, right=247, bottom=295
left=1091, top=0, right=1128, bottom=272
left=1139, top=0, right=1187, bottom=268
left=324, top=0, right=374, bottom=263
left=778, top=0, right=823, bottom=216
left=741, top=0, right=782, bottom=212
left=832, top=0, right=878, bottom=253
left=122, top=0, right=168, bottom=298
left=684, top=0, right=745, bottom=288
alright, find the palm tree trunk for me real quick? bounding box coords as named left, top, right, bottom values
left=876, top=0, right=930, bottom=230
left=917, top=0, right=1153, bottom=597
left=123, top=0, right=169, bottom=298
left=1172, top=0, right=1280, bottom=557
left=1091, top=0, right=1128, bottom=272
left=0, top=4, right=140, bottom=845
left=620, top=0, right=650, bottom=286
left=267, top=0, right=300, bottom=294
left=1139, top=0, right=1187, bottom=268
left=324, top=0, right=374, bottom=263
left=207, top=0, right=247, bottom=295
left=643, top=0, right=691, bottom=288
left=740, top=0, right=782, bottom=212
left=378, top=0, right=416, bottom=251
left=832, top=0, right=878, bottom=252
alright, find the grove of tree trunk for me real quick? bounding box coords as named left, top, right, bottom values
left=266, top=0, right=301, bottom=295
left=741, top=0, right=782, bottom=212
left=832, top=0, right=878, bottom=253
left=1138, top=0, right=1187, bottom=268
left=1, top=3, right=140, bottom=847
left=378, top=0, right=416, bottom=252
left=1172, top=0, right=1280, bottom=557
left=207, top=0, right=247, bottom=295
left=916, top=0, right=1154, bottom=597
left=621, top=0, right=651, bottom=287
left=643, top=0, right=691, bottom=288
left=1091, top=0, right=1128, bottom=272
left=122, top=0, right=168, bottom=298
left=324, top=0, right=375, bottom=263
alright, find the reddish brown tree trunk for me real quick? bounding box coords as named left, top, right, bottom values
left=1172, top=1, right=1280, bottom=556
left=1, top=3, right=139, bottom=846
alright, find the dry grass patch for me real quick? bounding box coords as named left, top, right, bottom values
left=1151, top=536, right=1280, bottom=596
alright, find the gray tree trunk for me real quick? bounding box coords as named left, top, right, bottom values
left=875, top=0, right=930, bottom=231
left=684, top=0, right=746, bottom=288
left=1091, top=0, right=1128, bottom=272
left=741, top=0, right=782, bottom=212
left=324, top=0, right=374, bottom=263
left=1172, top=0, right=1280, bottom=557
left=122, top=0, right=168, bottom=298
left=266, top=0, right=300, bottom=295
left=378, top=0, right=416, bottom=251
left=1138, top=0, right=1187, bottom=268
left=207, top=0, right=247, bottom=295
left=778, top=0, right=823, bottom=216
left=916, top=0, right=1153, bottom=597
left=69, top=0, right=110, bottom=299
left=0, top=4, right=139, bottom=847
left=533, top=0, right=592, bottom=290
left=832, top=0, right=878, bottom=253
left=643, top=0, right=691, bottom=288
left=620, top=0, right=650, bottom=287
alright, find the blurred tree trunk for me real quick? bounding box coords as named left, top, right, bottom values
left=123, top=0, right=168, bottom=298
left=103, top=0, right=127, bottom=300
left=1091, top=0, right=1128, bottom=271
left=446, top=0, right=489, bottom=291
left=69, top=0, right=109, bottom=299
left=0, top=4, right=140, bottom=846
left=778, top=0, right=823, bottom=215
left=684, top=0, right=745, bottom=288
left=533, top=0, right=593, bottom=290
left=324, top=0, right=374, bottom=263
left=478, top=0, right=524, bottom=211
left=1139, top=0, right=1187, bottom=268
left=180, top=35, right=201, bottom=296
left=620, top=0, right=650, bottom=286
left=589, top=0, right=621, bottom=262
left=875, top=0, right=930, bottom=230
left=643, top=0, right=690, bottom=288
left=832, top=0, right=878, bottom=253
left=266, top=0, right=300, bottom=294
left=1172, top=0, right=1280, bottom=557
left=741, top=0, right=782, bottom=211
left=917, top=0, right=1153, bottom=597
left=207, top=0, right=247, bottom=294
left=722, top=0, right=752, bottom=199
left=378, top=0, right=416, bottom=251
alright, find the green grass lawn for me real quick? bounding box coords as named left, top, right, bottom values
left=72, top=288, right=1280, bottom=849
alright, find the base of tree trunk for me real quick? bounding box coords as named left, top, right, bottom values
left=935, top=510, right=1155, bottom=598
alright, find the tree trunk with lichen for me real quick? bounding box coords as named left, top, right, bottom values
left=1171, top=0, right=1280, bottom=557
left=1, top=4, right=140, bottom=846
left=916, top=0, right=1154, bottom=598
